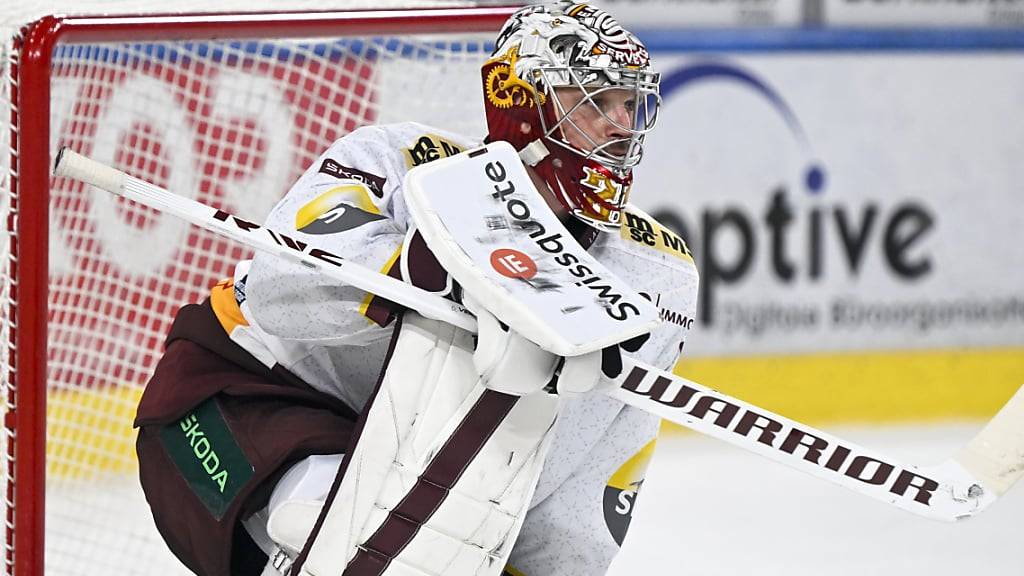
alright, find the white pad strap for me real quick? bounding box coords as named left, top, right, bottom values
left=557, top=349, right=603, bottom=398
left=518, top=139, right=549, bottom=166
left=267, top=501, right=323, bottom=557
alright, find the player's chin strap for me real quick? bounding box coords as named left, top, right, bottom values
left=281, top=313, right=559, bottom=576
left=517, top=139, right=549, bottom=166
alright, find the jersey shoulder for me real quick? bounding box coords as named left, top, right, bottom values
left=604, top=204, right=696, bottom=271
left=376, top=121, right=479, bottom=169
left=281, top=122, right=480, bottom=229
left=318, top=121, right=479, bottom=184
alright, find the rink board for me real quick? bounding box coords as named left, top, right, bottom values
left=634, top=29, right=1024, bottom=428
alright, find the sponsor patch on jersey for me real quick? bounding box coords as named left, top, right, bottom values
left=317, top=158, right=386, bottom=198
left=603, top=438, right=656, bottom=545
left=660, top=307, right=695, bottom=330
left=295, top=185, right=386, bottom=235
left=404, top=134, right=463, bottom=167
left=234, top=273, right=247, bottom=306
left=160, top=398, right=254, bottom=520
left=644, top=292, right=695, bottom=331
left=621, top=210, right=694, bottom=264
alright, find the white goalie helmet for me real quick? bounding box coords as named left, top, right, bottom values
left=482, top=2, right=660, bottom=230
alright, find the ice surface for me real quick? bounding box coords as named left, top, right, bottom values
left=609, top=423, right=1024, bottom=576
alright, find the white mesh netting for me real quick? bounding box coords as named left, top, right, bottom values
left=1, top=2, right=507, bottom=574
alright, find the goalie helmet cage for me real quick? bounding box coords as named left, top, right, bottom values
left=2, top=4, right=516, bottom=575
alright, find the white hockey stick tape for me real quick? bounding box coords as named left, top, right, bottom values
left=54, top=148, right=127, bottom=194
left=955, top=385, right=1024, bottom=495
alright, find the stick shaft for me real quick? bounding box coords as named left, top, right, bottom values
left=605, top=363, right=1011, bottom=521
left=54, top=148, right=477, bottom=333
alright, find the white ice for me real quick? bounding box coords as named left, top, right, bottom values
left=610, top=423, right=1024, bottom=576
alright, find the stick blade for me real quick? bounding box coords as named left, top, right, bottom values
left=955, top=384, right=1024, bottom=496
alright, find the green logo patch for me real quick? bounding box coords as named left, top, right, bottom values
left=160, top=399, right=254, bottom=520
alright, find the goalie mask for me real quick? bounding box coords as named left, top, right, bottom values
left=482, top=2, right=660, bottom=231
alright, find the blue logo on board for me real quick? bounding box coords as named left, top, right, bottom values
left=659, top=60, right=827, bottom=195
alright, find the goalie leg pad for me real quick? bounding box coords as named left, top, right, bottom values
left=295, top=312, right=559, bottom=576
left=245, top=453, right=342, bottom=560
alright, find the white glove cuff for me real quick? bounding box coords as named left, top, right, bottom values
left=464, top=293, right=557, bottom=396
left=556, top=350, right=604, bottom=398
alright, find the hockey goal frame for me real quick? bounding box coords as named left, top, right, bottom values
left=7, top=7, right=515, bottom=575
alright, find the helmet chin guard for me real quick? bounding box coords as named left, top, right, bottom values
left=482, top=2, right=660, bottom=232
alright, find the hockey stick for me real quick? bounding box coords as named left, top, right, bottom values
left=53, top=147, right=1024, bottom=522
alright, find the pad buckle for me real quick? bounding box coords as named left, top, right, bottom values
left=270, top=548, right=293, bottom=576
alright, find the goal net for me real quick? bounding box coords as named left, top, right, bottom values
left=1, top=3, right=512, bottom=574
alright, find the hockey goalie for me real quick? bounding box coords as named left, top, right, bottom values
left=132, top=3, right=699, bottom=575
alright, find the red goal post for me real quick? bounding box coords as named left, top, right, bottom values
left=4, top=6, right=515, bottom=575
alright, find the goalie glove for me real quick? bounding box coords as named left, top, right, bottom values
left=464, top=294, right=560, bottom=396
left=464, top=293, right=650, bottom=399
left=556, top=332, right=651, bottom=398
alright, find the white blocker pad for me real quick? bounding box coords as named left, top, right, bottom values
left=404, top=141, right=659, bottom=356
left=296, top=312, right=559, bottom=576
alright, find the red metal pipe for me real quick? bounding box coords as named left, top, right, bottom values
left=12, top=13, right=65, bottom=576
left=54, top=7, right=516, bottom=43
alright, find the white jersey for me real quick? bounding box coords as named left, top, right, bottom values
left=218, top=122, right=699, bottom=576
